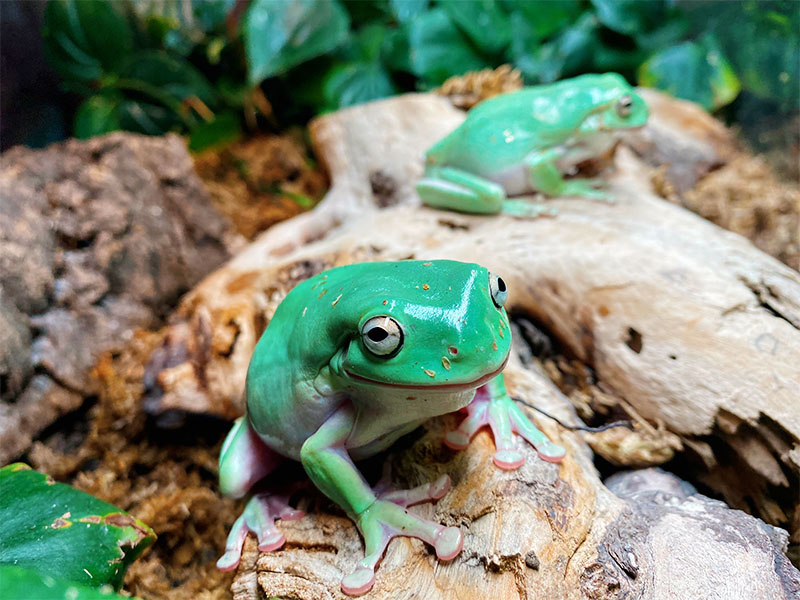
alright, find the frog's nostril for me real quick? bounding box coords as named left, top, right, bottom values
left=448, top=346, right=459, bottom=355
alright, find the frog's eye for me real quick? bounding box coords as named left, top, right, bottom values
left=616, top=95, right=634, bottom=118
left=362, top=316, right=404, bottom=357
left=489, top=273, right=507, bottom=309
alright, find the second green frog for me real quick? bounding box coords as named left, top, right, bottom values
left=417, top=73, right=649, bottom=215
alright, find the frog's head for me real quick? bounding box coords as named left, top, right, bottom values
left=329, top=260, right=511, bottom=392
left=572, top=73, right=649, bottom=136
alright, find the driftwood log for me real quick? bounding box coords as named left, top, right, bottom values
left=140, top=92, right=800, bottom=597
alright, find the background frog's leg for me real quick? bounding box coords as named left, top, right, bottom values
left=500, top=199, right=557, bottom=218
left=417, top=166, right=505, bottom=214
left=301, top=402, right=463, bottom=596
left=525, top=149, right=610, bottom=200
left=444, top=375, right=566, bottom=469
left=217, top=417, right=304, bottom=571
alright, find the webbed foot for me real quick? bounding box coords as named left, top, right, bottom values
left=444, top=384, right=565, bottom=469
left=216, top=492, right=304, bottom=571
left=342, top=485, right=462, bottom=596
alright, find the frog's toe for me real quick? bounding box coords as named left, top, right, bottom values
left=434, top=526, right=463, bottom=560
left=341, top=566, right=376, bottom=596
left=443, top=430, right=470, bottom=450
left=536, top=441, right=567, bottom=463
left=216, top=549, right=243, bottom=572
left=256, top=530, right=286, bottom=552
left=429, top=474, right=451, bottom=500
left=493, top=449, right=525, bottom=470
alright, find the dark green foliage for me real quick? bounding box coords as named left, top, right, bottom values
left=0, top=565, right=129, bottom=600
left=0, top=463, right=155, bottom=591
left=43, top=0, right=798, bottom=146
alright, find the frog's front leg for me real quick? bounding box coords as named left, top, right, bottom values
left=444, top=375, right=566, bottom=469
left=217, top=417, right=305, bottom=571
left=417, top=166, right=506, bottom=214
left=301, top=402, right=463, bottom=596
left=526, top=148, right=611, bottom=201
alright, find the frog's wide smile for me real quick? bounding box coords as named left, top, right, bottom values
left=342, top=353, right=509, bottom=391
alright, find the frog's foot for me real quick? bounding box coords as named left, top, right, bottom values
left=561, top=178, right=614, bottom=202
left=216, top=492, right=305, bottom=571
left=342, top=498, right=463, bottom=596
left=444, top=387, right=566, bottom=469
left=501, top=199, right=558, bottom=218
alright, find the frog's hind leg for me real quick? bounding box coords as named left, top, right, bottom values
left=217, top=417, right=304, bottom=571
left=417, top=166, right=506, bottom=214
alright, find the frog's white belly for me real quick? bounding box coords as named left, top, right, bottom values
left=346, top=385, right=476, bottom=454
left=487, top=134, right=618, bottom=196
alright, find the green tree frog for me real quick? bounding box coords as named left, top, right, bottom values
left=417, top=73, right=649, bottom=215
left=217, top=260, right=565, bottom=595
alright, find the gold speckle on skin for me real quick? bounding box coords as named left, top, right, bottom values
left=498, top=327, right=505, bottom=338
left=382, top=300, right=388, bottom=305
left=441, top=357, right=451, bottom=370
left=317, top=289, right=328, bottom=299
left=424, top=369, right=436, bottom=378
left=423, top=262, right=433, bottom=266
left=492, top=341, right=498, bottom=351
left=331, top=294, right=342, bottom=306
left=423, top=284, right=430, bottom=290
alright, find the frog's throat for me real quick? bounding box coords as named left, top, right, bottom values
left=341, top=353, right=509, bottom=392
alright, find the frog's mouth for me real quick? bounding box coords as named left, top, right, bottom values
left=342, top=354, right=509, bottom=391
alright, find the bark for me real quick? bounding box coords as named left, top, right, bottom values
left=136, top=92, right=799, bottom=597
left=0, top=133, right=240, bottom=463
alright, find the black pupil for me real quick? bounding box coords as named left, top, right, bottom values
left=497, top=277, right=506, bottom=292
left=367, top=327, right=388, bottom=342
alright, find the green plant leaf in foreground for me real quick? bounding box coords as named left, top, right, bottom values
left=244, top=0, right=350, bottom=85
left=0, top=463, right=155, bottom=590
left=0, top=565, right=128, bottom=600
left=638, top=35, right=741, bottom=111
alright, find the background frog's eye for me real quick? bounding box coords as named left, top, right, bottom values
left=616, top=95, right=634, bottom=118
left=361, top=316, right=403, bottom=357
left=489, top=273, right=507, bottom=309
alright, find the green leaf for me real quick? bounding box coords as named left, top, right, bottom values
left=244, top=0, right=350, bottom=85
left=0, top=565, right=128, bottom=600
left=703, top=1, right=799, bottom=109
left=74, top=95, right=122, bottom=139
left=408, top=8, right=491, bottom=85
left=513, top=12, right=598, bottom=83
left=590, top=0, right=667, bottom=35
left=389, top=0, right=429, bottom=23
left=638, top=36, right=741, bottom=111
left=117, top=50, right=218, bottom=107
left=440, top=0, right=511, bottom=55
left=381, top=27, right=413, bottom=73
left=0, top=464, right=155, bottom=590
left=323, top=62, right=398, bottom=109
left=188, top=111, right=243, bottom=152
left=42, top=0, right=134, bottom=82
left=509, top=0, right=582, bottom=40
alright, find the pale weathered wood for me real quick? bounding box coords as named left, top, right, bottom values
left=139, top=92, right=800, bottom=597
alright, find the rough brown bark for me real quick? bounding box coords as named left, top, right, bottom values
left=0, top=132, right=241, bottom=463
left=136, top=92, right=799, bottom=597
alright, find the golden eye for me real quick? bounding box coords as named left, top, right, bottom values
left=616, top=95, right=634, bottom=118
left=489, top=273, right=507, bottom=309
left=362, top=316, right=403, bottom=357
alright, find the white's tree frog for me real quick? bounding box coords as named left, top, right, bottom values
left=216, top=260, right=564, bottom=595
left=417, top=73, right=649, bottom=215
